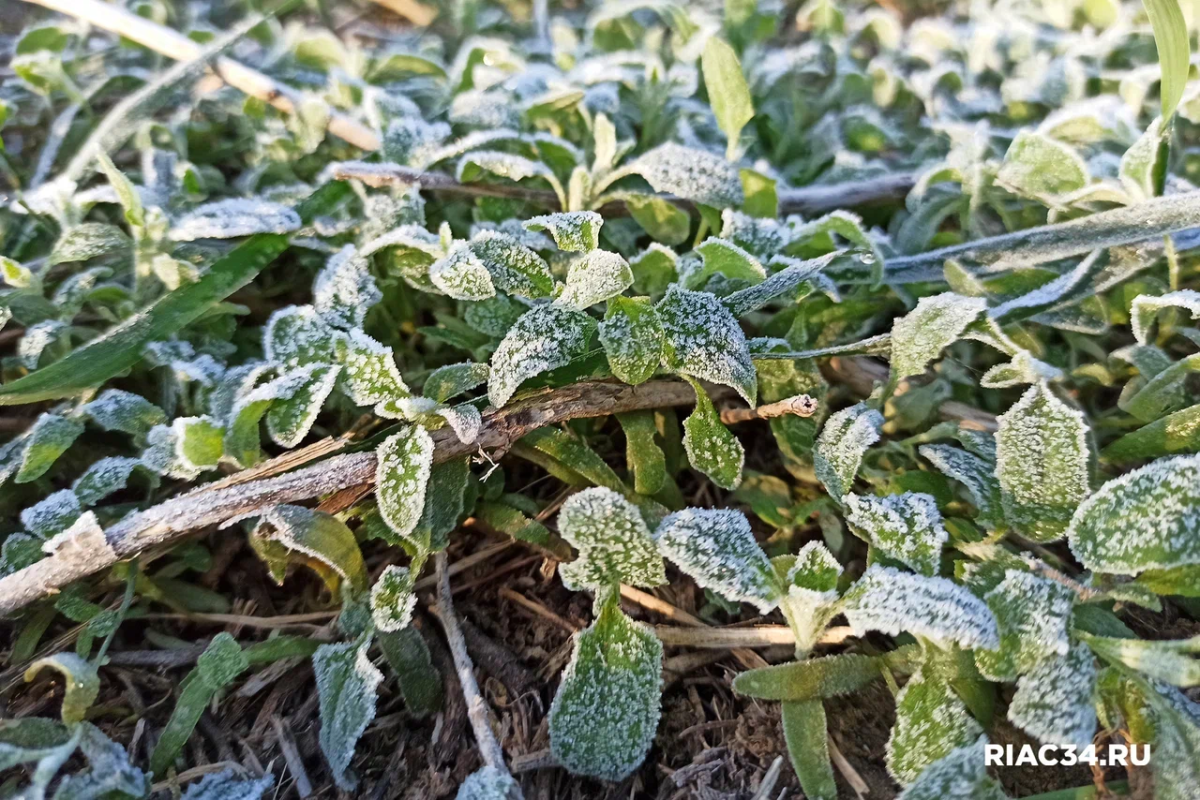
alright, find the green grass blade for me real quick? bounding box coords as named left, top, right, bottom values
left=1144, top=0, right=1190, bottom=120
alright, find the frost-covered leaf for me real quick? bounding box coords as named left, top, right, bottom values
left=56, top=722, right=150, bottom=800
left=264, top=305, right=335, bottom=368
left=370, top=565, right=417, bottom=633
left=919, top=444, right=1001, bottom=522
left=468, top=231, right=556, bottom=298
left=887, top=668, right=982, bottom=786
left=557, top=487, right=666, bottom=591
left=408, top=457, right=471, bottom=554
left=554, top=252, right=631, bottom=314
left=1131, top=290, right=1200, bottom=345
left=173, top=415, right=225, bottom=471
left=24, top=653, right=98, bottom=725
left=259, top=505, right=368, bottom=592
left=690, top=238, right=767, bottom=288
left=424, top=362, right=489, bottom=403
left=376, top=425, right=435, bottom=549
left=1120, top=118, right=1168, bottom=201
left=702, top=37, right=754, bottom=159
left=617, top=410, right=667, bottom=495
left=488, top=304, right=597, bottom=407
left=2, top=533, right=44, bottom=576
left=430, top=243, right=496, bottom=301
left=225, top=365, right=330, bottom=467
left=456, top=765, right=520, bottom=800
left=657, top=286, right=757, bottom=404
left=1007, top=642, right=1097, bottom=748
left=980, top=350, right=1064, bottom=389
left=599, top=296, right=663, bottom=385
left=48, top=223, right=129, bottom=265
left=976, top=570, right=1075, bottom=680
left=335, top=328, right=411, bottom=406
left=720, top=253, right=835, bottom=317
left=8, top=413, right=84, bottom=484
left=844, top=492, right=948, bottom=577
left=314, top=638, right=383, bottom=790
left=548, top=602, right=662, bottom=781
left=1149, top=689, right=1200, bottom=800
left=1068, top=454, right=1200, bottom=574
left=655, top=507, right=781, bottom=612
left=627, top=143, right=744, bottom=208
left=20, top=489, right=80, bottom=538
left=70, top=455, right=137, bottom=508
left=170, top=198, right=301, bottom=241
left=314, top=246, right=381, bottom=330
left=180, top=770, right=275, bottom=800
left=895, top=737, right=1008, bottom=800
left=82, top=390, right=165, bottom=436
left=266, top=363, right=340, bottom=448
left=525, top=211, right=603, bottom=252
left=793, top=211, right=884, bottom=284
left=17, top=320, right=67, bottom=370
left=996, top=132, right=1089, bottom=197
left=681, top=378, right=745, bottom=489
left=995, top=383, right=1090, bottom=542
left=458, top=151, right=551, bottom=184
left=786, top=541, right=843, bottom=594
left=814, top=403, right=883, bottom=501
left=842, top=566, right=1000, bottom=651
left=626, top=196, right=691, bottom=247
left=889, top=294, right=985, bottom=382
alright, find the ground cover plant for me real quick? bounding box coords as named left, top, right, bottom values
left=1, top=0, right=1200, bottom=796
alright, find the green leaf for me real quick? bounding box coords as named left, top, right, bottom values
left=701, top=37, right=755, bottom=159
left=599, top=296, right=663, bottom=385
left=20, top=489, right=80, bottom=538
left=1120, top=117, right=1170, bottom=200
left=48, top=223, right=130, bottom=266
left=996, top=131, right=1089, bottom=197
left=265, top=305, right=336, bottom=368
left=370, top=565, right=417, bottom=632
left=975, top=570, right=1076, bottom=681
left=895, top=737, right=1008, bottom=800
left=82, top=389, right=166, bottom=436
left=739, top=168, right=778, bottom=218
left=410, top=457, right=471, bottom=553
left=733, top=647, right=920, bottom=701
left=174, top=416, right=225, bottom=472
left=1084, top=634, right=1200, bottom=685
left=626, top=196, right=691, bottom=246
left=618, top=411, right=667, bottom=495
left=266, top=364, right=340, bottom=448
left=721, top=253, right=835, bottom=317
left=793, top=211, right=884, bottom=286
left=1007, top=642, right=1097, bottom=748
left=520, top=427, right=626, bottom=491
left=24, top=653, right=99, bottom=725
left=259, top=505, right=368, bottom=594
left=1144, top=0, right=1191, bottom=119
left=887, top=668, right=982, bottom=786
left=313, top=637, right=383, bottom=790
left=314, top=247, right=381, bottom=330
left=548, top=602, right=663, bottom=781
left=691, top=238, right=767, bottom=288
left=841, top=566, right=1000, bottom=651
left=919, top=444, right=1002, bottom=522
left=0, top=182, right=350, bottom=405
left=376, top=425, right=436, bottom=551
left=336, top=329, right=412, bottom=407
left=782, top=700, right=837, bottom=800
left=1130, top=290, right=1200, bottom=345
left=525, top=211, right=603, bottom=252
left=1069, top=454, right=1200, bottom=574
left=1146, top=686, right=1200, bottom=800
left=627, top=143, right=744, bottom=208
left=889, top=294, right=986, bottom=384
left=844, top=492, right=948, bottom=577
left=377, top=625, right=442, bottom=717
left=423, top=362, right=490, bottom=403
left=488, top=304, right=597, bottom=407
left=658, top=286, right=757, bottom=404
left=681, top=378, right=745, bottom=489
left=654, top=506, right=780, bottom=612
left=455, top=766, right=517, bottom=800
left=557, top=487, right=666, bottom=590
left=180, top=771, right=274, bottom=800
left=813, top=402, right=883, bottom=501
left=995, top=383, right=1090, bottom=542
left=5, top=413, right=84, bottom=485
left=468, top=231, right=557, bottom=298
left=557, top=250, right=633, bottom=309
left=1135, top=563, right=1200, bottom=596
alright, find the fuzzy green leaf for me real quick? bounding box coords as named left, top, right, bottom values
left=557, top=487, right=666, bottom=590
left=314, top=638, right=383, bottom=791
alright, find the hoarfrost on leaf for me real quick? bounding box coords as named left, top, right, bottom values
left=525, top=211, right=603, bottom=252
left=169, top=198, right=301, bottom=241
left=259, top=504, right=368, bottom=592
left=468, top=231, right=555, bottom=298
left=690, top=238, right=767, bottom=288
left=1007, top=642, right=1097, bottom=749
left=841, top=566, right=1000, bottom=651
left=264, top=305, right=336, bottom=368
left=995, top=382, right=1090, bottom=542
left=20, top=489, right=81, bottom=538
left=548, top=602, right=663, bottom=781
left=814, top=403, right=883, bottom=501
left=895, top=737, right=1008, bottom=800
left=487, top=304, right=596, bottom=407
left=556, top=487, right=666, bottom=591
left=1068, top=454, right=1200, bottom=574
left=424, top=362, right=489, bottom=403
left=980, top=350, right=1064, bottom=389
left=335, top=328, right=411, bottom=406
left=457, top=150, right=550, bottom=183
left=918, top=444, right=1001, bottom=522
left=266, top=364, right=341, bottom=448
left=71, top=457, right=141, bottom=507
left=889, top=294, right=986, bottom=382
left=11, top=413, right=84, bottom=484
left=557, top=250, right=633, bottom=309
left=627, top=143, right=744, bottom=208
left=370, top=565, right=417, bottom=633
left=455, top=766, right=520, bottom=800
left=681, top=378, right=745, bottom=490
left=172, top=415, right=225, bottom=471
left=429, top=243, right=496, bottom=301
left=886, top=668, right=983, bottom=786
left=1131, top=290, right=1200, bottom=345
left=654, top=507, right=781, bottom=612
left=313, top=638, right=383, bottom=791
left=786, top=541, right=843, bottom=593
left=996, top=131, right=1089, bottom=198
left=314, top=246, right=381, bottom=330
left=976, top=570, right=1075, bottom=680
left=180, top=770, right=275, bottom=800
left=375, top=425, right=435, bottom=548
left=657, top=286, right=757, bottom=405
left=844, top=492, right=948, bottom=577
left=599, top=296, right=663, bottom=385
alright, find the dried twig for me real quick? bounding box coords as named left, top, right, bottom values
left=653, top=625, right=854, bottom=649
left=271, top=716, right=314, bottom=799
left=720, top=394, right=819, bottom=425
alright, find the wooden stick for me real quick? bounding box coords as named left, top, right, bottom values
left=720, top=394, right=819, bottom=425
left=652, top=625, right=855, bottom=649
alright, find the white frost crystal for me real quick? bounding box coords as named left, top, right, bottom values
left=487, top=304, right=595, bottom=407
left=430, top=242, right=496, bottom=300
left=83, top=389, right=164, bottom=436
left=887, top=668, right=983, bottom=785
left=627, top=142, right=744, bottom=208
left=313, top=639, right=383, bottom=790
left=264, top=305, right=335, bottom=368
left=1068, top=453, right=1200, bottom=574
left=976, top=570, right=1075, bottom=680
left=21, top=489, right=81, bottom=538
left=889, top=293, right=985, bottom=382
left=314, top=246, right=381, bottom=330
left=375, top=425, right=435, bottom=545
left=170, top=198, right=301, bottom=241
left=455, top=766, right=520, bottom=800
left=995, top=382, right=1090, bottom=542
left=72, top=456, right=140, bottom=506
left=1007, top=642, right=1097, bottom=749
left=556, top=250, right=633, bottom=309
left=657, top=286, right=757, bottom=405
left=557, top=487, right=666, bottom=591
left=844, top=492, right=948, bottom=577
left=896, top=737, right=1008, bottom=800
left=336, top=328, right=411, bottom=406
left=1131, top=290, right=1200, bottom=345
left=599, top=297, right=662, bottom=385
left=919, top=444, right=1001, bottom=521
left=814, top=402, right=883, bottom=501
left=654, top=508, right=781, bottom=612
left=525, top=211, right=603, bottom=252
left=842, top=566, right=1000, bottom=651
left=370, top=565, right=417, bottom=633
